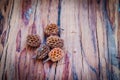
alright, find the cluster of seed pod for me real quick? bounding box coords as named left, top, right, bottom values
left=43, top=24, right=64, bottom=62
left=27, top=23, right=64, bottom=62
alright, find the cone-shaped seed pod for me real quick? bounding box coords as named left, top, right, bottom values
left=48, top=48, right=64, bottom=62
left=26, top=34, right=41, bottom=50
left=33, top=44, right=50, bottom=60
left=46, top=35, right=64, bottom=49
left=44, top=23, right=58, bottom=36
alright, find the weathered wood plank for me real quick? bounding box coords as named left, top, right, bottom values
left=0, top=0, right=119, bottom=80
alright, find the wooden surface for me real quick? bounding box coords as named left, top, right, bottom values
left=0, top=0, right=120, bottom=80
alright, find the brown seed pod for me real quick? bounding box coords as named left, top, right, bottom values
left=48, top=48, right=64, bottom=62
left=46, top=35, right=64, bottom=49
left=44, top=23, right=58, bottom=36
left=26, top=34, right=41, bottom=50
left=34, top=44, right=50, bottom=60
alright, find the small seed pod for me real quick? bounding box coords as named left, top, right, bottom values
left=33, top=44, right=50, bottom=60
left=46, top=35, right=64, bottom=49
left=44, top=23, right=58, bottom=36
left=48, top=48, right=64, bottom=62
left=26, top=34, right=41, bottom=50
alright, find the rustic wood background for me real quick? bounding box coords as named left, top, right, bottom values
left=0, top=0, right=120, bottom=80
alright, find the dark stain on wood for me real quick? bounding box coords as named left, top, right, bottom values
left=16, top=30, right=21, bottom=52
left=1, top=30, right=6, bottom=47
left=62, top=53, right=69, bottom=80
left=0, top=11, right=4, bottom=35
left=22, top=0, right=32, bottom=25
left=57, top=0, right=61, bottom=37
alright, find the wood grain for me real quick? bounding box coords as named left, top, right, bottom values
left=0, top=0, right=120, bottom=80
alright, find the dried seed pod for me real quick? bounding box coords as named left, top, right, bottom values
left=46, top=35, right=64, bottom=49
left=44, top=23, right=58, bottom=36
left=48, top=48, right=64, bottom=62
left=34, top=44, right=50, bottom=60
left=26, top=34, right=41, bottom=50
